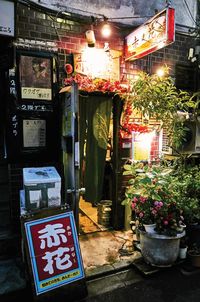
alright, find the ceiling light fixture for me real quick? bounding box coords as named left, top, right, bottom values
left=101, top=17, right=111, bottom=38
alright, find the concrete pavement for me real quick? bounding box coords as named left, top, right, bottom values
left=81, top=264, right=200, bottom=302
left=2, top=227, right=200, bottom=302
left=2, top=255, right=200, bottom=302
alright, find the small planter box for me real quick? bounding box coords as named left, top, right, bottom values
left=187, top=251, right=200, bottom=267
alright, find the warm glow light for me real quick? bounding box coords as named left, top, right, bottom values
left=134, top=75, right=140, bottom=81
left=156, top=68, right=165, bottom=77
left=101, top=23, right=111, bottom=38
left=81, top=47, right=113, bottom=78
left=132, top=131, right=154, bottom=161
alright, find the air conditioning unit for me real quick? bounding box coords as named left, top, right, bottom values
left=161, top=120, right=200, bottom=155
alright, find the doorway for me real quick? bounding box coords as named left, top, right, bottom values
left=78, top=92, right=120, bottom=235
left=62, top=87, right=125, bottom=235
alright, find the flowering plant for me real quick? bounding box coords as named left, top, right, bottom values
left=122, top=162, right=185, bottom=236
left=62, top=73, right=129, bottom=93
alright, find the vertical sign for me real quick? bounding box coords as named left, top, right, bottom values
left=24, top=211, right=85, bottom=295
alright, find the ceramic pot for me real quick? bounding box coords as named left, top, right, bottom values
left=143, top=223, right=156, bottom=234
left=139, top=230, right=185, bottom=267
left=179, top=246, right=188, bottom=259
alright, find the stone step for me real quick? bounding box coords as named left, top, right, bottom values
left=0, top=184, right=9, bottom=204
left=0, top=209, right=11, bottom=227
left=0, top=164, right=8, bottom=183
left=0, top=229, right=21, bottom=260
left=0, top=257, right=27, bottom=297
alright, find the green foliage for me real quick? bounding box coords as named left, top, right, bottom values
left=120, top=67, right=198, bottom=148
left=172, top=164, right=200, bottom=224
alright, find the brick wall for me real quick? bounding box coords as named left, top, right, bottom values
left=16, top=3, right=195, bottom=82
left=13, top=2, right=196, bottom=230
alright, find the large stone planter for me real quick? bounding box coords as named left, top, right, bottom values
left=139, top=230, right=185, bottom=267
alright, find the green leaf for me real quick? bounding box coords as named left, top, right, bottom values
left=123, top=165, right=132, bottom=171
left=123, top=171, right=132, bottom=176
left=152, top=193, right=162, bottom=201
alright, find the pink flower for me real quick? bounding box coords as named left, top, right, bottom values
left=152, top=209, right=157, bottom=215
left=163, top=220, right=169, bottom=225
left=131, top=203, right=136, bottom=210
left=139, top=212, right=144, bottom=218
left=133, top=197, right=138, bottom=202
left=140, top=196, right=147, bottom=203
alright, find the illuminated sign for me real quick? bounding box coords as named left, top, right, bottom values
left=125, top=7, right=175, bottom=61
left=74, top=48, right=120, bottom=80
left=0, top=0, right=15, bottom=37
left=132, top=132, right=154, bottom=161
left=24, top=211, right=85, bottom=295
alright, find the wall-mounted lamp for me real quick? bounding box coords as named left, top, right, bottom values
left=85, top=29, right=96, bottom=47
left=156, top=68, right=165, bottom=77
left=188, top=46, right=200, bottom=63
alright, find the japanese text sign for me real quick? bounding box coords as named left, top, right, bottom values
left=24, top=211, right=85, bottom=295
left=125, top=7, right=175, bottom=61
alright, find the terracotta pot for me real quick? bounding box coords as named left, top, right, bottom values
left=187, top=251, right=200, bottom=267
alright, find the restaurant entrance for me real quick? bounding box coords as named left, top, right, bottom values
left=62, top=86, right=125, bottom=235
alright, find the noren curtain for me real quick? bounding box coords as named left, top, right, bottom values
left=79, top=93, right=112, bottom=206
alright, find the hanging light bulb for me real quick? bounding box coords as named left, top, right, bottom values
left=101, top=17, right=111, bottom=38
left=101, top=23, right=111, bottom=38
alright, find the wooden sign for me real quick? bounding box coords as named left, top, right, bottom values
left=125, top=7, right=175, bottom=61
left=24, top=211, right=85, bottom=295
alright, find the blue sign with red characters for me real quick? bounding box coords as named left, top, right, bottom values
left=24, top=211, right=85, bottom=295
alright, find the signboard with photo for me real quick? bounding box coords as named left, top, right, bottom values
left=19, top=55, right=52, bottom=101
left=24, top=211, right=85, bottom=295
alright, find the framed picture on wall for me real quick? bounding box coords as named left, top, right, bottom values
left=17, top=52, right=53, bottom=101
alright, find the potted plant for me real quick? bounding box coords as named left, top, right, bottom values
left=122, top=161, right=185, bottom=236
left=179, top=237, right=188, bottom=260
left=187, top=243, right=200, bottom=267
left=172, top=164, right=200, bottom=248
left=122, top=161, right=185, bottom=267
